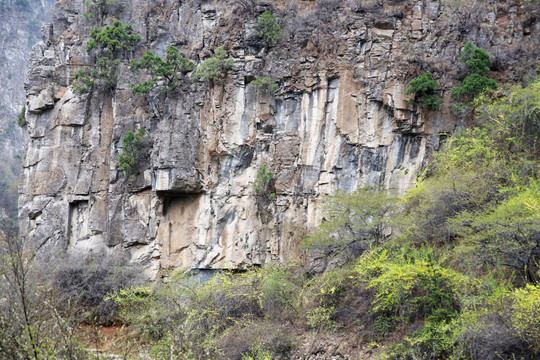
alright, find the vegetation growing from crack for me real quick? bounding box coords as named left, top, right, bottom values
left=17, top=105, right=26, bottom=127
left=256, top=10, right=282, bottom=45
left=117, top=128, right=149, bottom=179
left=194, top=47, right=234, bottom=83
left=130, top=46, right=194, bottom=94
left=249, top=76, right=279, bottom=95
left=406, top=72, right=443, bottom=110
left=253, top=164, right=275, bottom=200
left=253, top=164, right=275, bottom=223
left=73, top=20, right=140, bottom=94
left=452, top=41, right=498, bottom=113
left=85, top=20, right=140, bottom=54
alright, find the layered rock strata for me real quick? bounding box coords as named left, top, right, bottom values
left=19, top=0, right=540, bottom=276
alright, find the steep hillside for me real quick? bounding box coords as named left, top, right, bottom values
left=0, top=0, right=54, bottom=234
left=18, top=0, right=540, bottom=276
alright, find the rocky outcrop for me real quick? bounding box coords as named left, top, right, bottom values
left=19, top=0, right=540, bottom=277
left=0, top=0, right=54, bottom=232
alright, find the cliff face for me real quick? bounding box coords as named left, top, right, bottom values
left=0, top=0, right=54, bottom=231
left=19, top=0, right=540, bottom=276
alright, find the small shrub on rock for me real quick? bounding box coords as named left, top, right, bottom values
left=406, top=72, right=443, bottom=110
left=194, top=47, right=234, bottom=82
left=249, top=76, right=279, bottom=94
left=452, top=41, right=498, bottom=103
left=130, top=46, right=194, bottom=94
left=17, top=105, right=26, bottom=127
left=118, top=127, right=150, bottom=179
left=256, top=10, right=282, bottom=45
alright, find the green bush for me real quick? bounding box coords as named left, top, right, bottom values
left=452, top=41, right=498, bottom=102
left=252, top=164, right=275, bottom=223
left=130, top=46, right=194, bottom=94
left=356, top=249, right=465, bottom=324
left=458, top=41, right=491, bottom=76
left=302, top=188, right=397, bottom=259
left=17, top=105, right=26, bottom=127
left=73, top=20, right=140, bottom=94
left=249, top=76, right=279, bottom=94
left=145, top=271, right=264, bottom=359
left=453, top=182, right=540, bottom=283
left=73, top=57, right=121, bottom=94
left=118, top=128, right=149, bottom=178
left=475, top=81, right=540, bottom=159
left=109, top=266, right=300, bottom=359
left=194, top=47, right=234, bottom=82
left=511, top=284, right=540, bottom=352
left=452, top=73, right=498, bottom=99
left=86, top=20, right=140, bottom=54
left=259, top=264, right=301, bottom=320
left=298, top=266, right=358, bottom=332
left=252, top=164, right=274, bottom=199
left=406, top=72, right=443, bottom=110
left=73, top=67, right=96, bottom=94
left=256, top=11, right=282, bottom=45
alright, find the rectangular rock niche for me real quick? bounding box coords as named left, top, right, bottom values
left=67, top=199, right=90, bottom=245
left=158, top=195, right=201, bottom=270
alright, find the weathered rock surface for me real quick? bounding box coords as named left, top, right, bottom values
left=0, top=0, right=54, bottom=232
left=19, top=0, right=540, bottom=276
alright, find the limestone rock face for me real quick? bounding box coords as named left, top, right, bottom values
left=0, top=0, right=54, bottom=231
left=19, top=0, right=540, bottom=277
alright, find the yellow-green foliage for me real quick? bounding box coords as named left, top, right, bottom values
left=242, top=343, right=273, bottom=360
left=118, top=267, right=300, bottom=359
left=356, top=249, right=468, bottom=323
left=404, top=82, right=540, bottom=252
left=259, top=264, right=301, bottom=320
left=146, top=271, right=264, bottom=359
left=252, top=164, right=274, bottom=199
left=429, top=128, right=500, bottom=175
left=300, top=266, right=354, bottom=331
left=475, top=81, right=540, bottom=159
left=303, top=188, right=397, bottom=253
left=511, top=284, right=540, bottom=352
left=453, top=181, right=540, bottom=282
left=106, top=285, right=153, bottom=323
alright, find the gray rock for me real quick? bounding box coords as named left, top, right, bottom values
left=18, top=0, right=540, bottom=278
